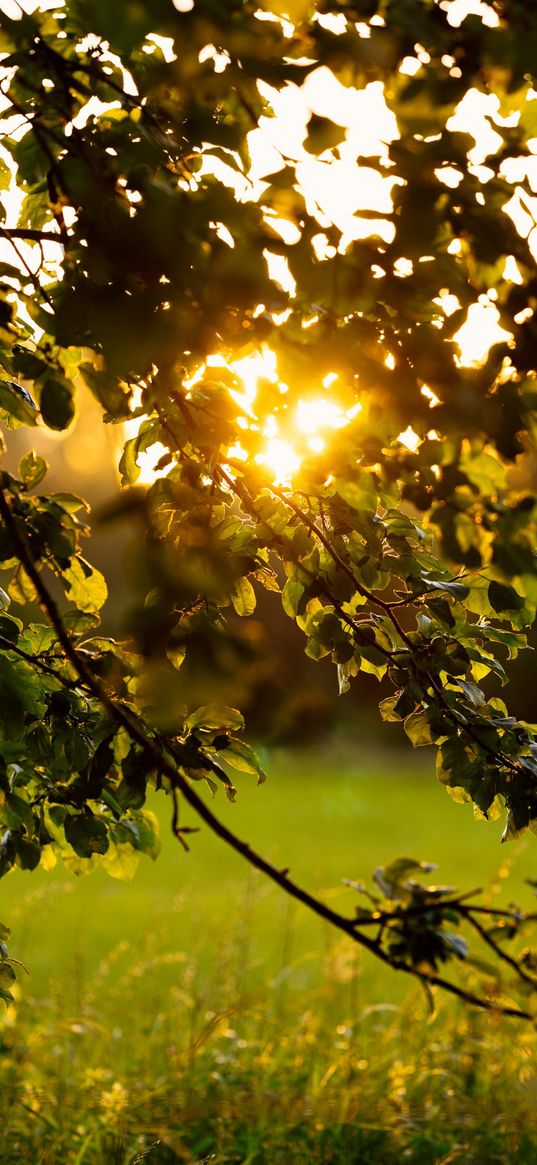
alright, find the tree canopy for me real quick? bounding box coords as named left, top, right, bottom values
left=1, top=0, right=537, bottom=1017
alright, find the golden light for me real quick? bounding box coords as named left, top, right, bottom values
left=257, top=438, right=301, bottom=484
left=1, top=3, right=533, bottom=494
left=295, top=397, right=347, bottom=435
left=397, top=426, right=421, bottom=453
left=120, top=386, right=168, bottom=484
left=130, top=441, right=169, bottom=484
left=250, top=388, right=362, bottom=482
left=226, top=442, right=248, bottom=462
left=228, top=348, right=279, bottom=411
left=503, top=255, right=523, bottom=284
left=434, top=290, right=461, bottom=317
left=454, top=300, right=513, bottom=367
left=444, top=1, right=499, bottom=28
left=421, top=385, right=441, bottom=407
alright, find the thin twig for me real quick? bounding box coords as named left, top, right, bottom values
left=3, top=233, right=54, bottom=308
left=463, top=910, right=537, bottom=990
left=0, top=632, right=87, bottom=692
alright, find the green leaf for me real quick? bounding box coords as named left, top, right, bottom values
left=64, top=813, right=109, bottom=857
left=118, top=809, right=161, bottom=859
left=3, top=792, right=34, bottom=833
left=40, top=379, right=75, bottom=431
left=12, top=130, right=49, bottom=186
left=282, top=577, right=304, bottom=618
left=19, top=623, right=57, bottom=653
left=218, top=738, right=267, bottom=784
left=0, top=654, right=46, bottom=735
left=403, top=710, right=433, bottom=747
left=0, top=963, right=15, bottom=993
left=15, top=837, right=41, bottom=871
left=63, top=559, right=108, bottom=613
left=488, top=581, right=525, bottom=613
left=230, top=575, right=256, bottom=616
left=335, top=474, right=378, bottom=512
left=18, top=451, right=47, bottom=488
left=425, top=578, right=469, bottom=600
left=374, top=858, right=437, bottom=899
left=63, top=610, right=101, bottom=636
left=186, top=705, right=245, bottom=732
left=0, top=378, right=38, bottom=426
left=102, top=841, right=140, bottom=881
left=0, top=614, right=21, bottom=644
left=0, top=159, right=11, bottom=190
left=426, top=598, right=455, bottom=628
left=119, top=437, right=141, bottom=486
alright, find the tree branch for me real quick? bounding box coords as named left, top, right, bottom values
left=154, top=398, right=534, bottom=784
left=0, top=478, right=533, bottom=1021
left=0, top=227, right=64, bottom=245
left=0, top=632, right=88, bottom=692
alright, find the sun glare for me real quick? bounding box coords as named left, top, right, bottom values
left=257, top=438, right=301, bottom=484
left=454, top=300, right=513, bottom=367
left=295, top=398, right=347, bottom=434
left=3, top=6, right=528, bottom=489
left=228, top=348, right=279, bottom=411
left=117, top=39, right=528, bottom=490
left=250, top=386, right=363, bottom=484
left=397, top=426, right=421, bottom=453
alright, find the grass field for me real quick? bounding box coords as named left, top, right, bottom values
left=1, top=743, right=537, bottom=1163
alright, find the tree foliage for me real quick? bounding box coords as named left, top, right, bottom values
left=1, top=0, right=537, bottom=1015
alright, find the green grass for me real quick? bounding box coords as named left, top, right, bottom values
left=1, top=744, right=537, bottom=1163
left=3, top=742, right=531, bottom=988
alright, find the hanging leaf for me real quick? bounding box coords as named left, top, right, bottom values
left=0, top=379, right=38, bottom=426
left=62, top=559, right=108, bottom=613
left=230, top=575, right=256, bottom=616
left=18, top=451, right=48, bottom=488
left=40, top=379, right=75, bottom=431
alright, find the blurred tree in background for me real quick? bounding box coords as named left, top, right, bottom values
left=1, top=0, right=537, bottom=1013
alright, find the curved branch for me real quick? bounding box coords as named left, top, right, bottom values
left=0, top=479, right=532, bottom=1021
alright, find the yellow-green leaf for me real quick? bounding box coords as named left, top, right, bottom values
left=63, top=559, right=108, bottom=613
left=403, top=710, right=433, bottom=747
left=231, top=575, right=256, bottom=616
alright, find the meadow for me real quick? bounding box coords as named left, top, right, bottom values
left=1, top=742, right=537, bottom=1164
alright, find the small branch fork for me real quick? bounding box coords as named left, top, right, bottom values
left=0, top=480, right=535, bottom=1021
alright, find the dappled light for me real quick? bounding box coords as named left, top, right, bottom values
left=454, top=300, right=514, bottom=368
left=257, top=436, right=301, bottom=484
left=105, top=36, right=537, bottom=489
left=3, top=12, right=537, bottom=1162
